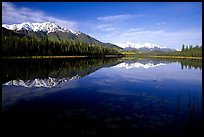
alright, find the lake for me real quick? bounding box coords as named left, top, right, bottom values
left=2, top=57, right=202, bottom=136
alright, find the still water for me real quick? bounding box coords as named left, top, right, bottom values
left=2, top=57, right=202, bottom=136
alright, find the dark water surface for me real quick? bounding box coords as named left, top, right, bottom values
left=2, top=58, right=202, bottom=136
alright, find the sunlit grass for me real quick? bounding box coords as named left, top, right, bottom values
left=120, top=51, right=138, bottom=55
left=2, top=55, right=122, bottom=59
left=2, top=56, right=89, bottom=59
left=149, top=56, right=202, bottom=60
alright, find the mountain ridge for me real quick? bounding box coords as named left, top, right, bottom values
left=2, top=22, right=79, bottom=34
left=119, top=42, right=177, bottom=52
left=2, top=22, right=122, bottom=50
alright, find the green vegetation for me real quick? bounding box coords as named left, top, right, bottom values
left=2, top=35, right=122, bottom=57
left=149, top=56, right=202, bottom=60
left=121, top=44, right=202, bottom=59
left=153, top=44, right=202, bottom=57
left=2, top=55, right=122, bottom=59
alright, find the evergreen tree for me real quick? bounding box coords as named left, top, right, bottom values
left=181, top=44, right=185, bottom=52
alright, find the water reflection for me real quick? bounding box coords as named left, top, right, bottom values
left=2, top=58, right=122, bottom=85
left=3, top=76, right=80, bottom=88
left=2, top=57, right=202, bottom=136
left=2, top=58, right=202, bottom=89
left=2, top=58, right=122, bottom=111
left=2, top=58, right=201, bottom=86
left=113, top=60, right=166, bottom=69
left=149, top=58, right=202, bottom=70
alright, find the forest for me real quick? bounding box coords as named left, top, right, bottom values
left=2, top=35, right=121, bottom=56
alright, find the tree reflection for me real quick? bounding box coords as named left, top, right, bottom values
left=2, top=58, right=122, bottom=84
left=180, top=59, right=202, bottom=70
left=121, top=57, right=202, bottom=70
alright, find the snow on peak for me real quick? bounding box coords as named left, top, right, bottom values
left=2, top=22, right=80, bottom=34
left=142, top=43, right=157, bottom=48
left=69, top=29, right=81, bottom=35
left=113, top=62, right=166, bottom=69
left=116, top=42, right=167, bottom=49
left=3, top=76, right=81, bottom=88
left=124, top=41, right=135, bottom=47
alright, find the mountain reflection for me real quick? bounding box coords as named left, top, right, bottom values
left=2, top=57, right=201, bottom=87
left=120, top=58, right=202, bottom=70
left=113, top=60, right=166, bottom=69
left=3, top=76, right=80, bottom=88
left=151, top=58, right=202, bottom=70
left=2, top=58, right=122, bottom=86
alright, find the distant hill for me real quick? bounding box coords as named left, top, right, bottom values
left=121, top=42, right=177, bottom=52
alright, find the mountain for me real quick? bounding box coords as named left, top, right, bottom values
left=2, top=22, right=122, bottom=50
left=2, top=22, right=80, bottom=34
left=2, top=27, right=30, bottom=38
left=122, top=42, right=176, bottom=52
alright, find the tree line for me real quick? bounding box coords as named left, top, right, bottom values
left=180, top=44, right=202, bottom=57
left=2, top=35, right=121, bottom=56
left=135, top=44, right=202, bottom=57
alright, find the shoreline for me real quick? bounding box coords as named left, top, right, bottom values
left=2, top=55, right=122, bottom=59
left=149, top=55, right=202, bottom=60
left=2, top=55, right=202, bottom=60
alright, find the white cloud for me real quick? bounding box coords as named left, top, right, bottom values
left=128, top=28, right=145, bottom=32
left=2, top=2, right=77, bottom=30
left=157, top=22, right=167, bottom=26
left=97, top=14, right=143, bottom=21
left=95, top=24, right=116, bottom=31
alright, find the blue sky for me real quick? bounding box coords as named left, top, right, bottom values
left=2, top=2, right=202, bottom=49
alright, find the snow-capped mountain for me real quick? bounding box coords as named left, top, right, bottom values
left=123, top=42, right=165, bottom=49
left=2, top=22, right=121, bottom=49
left=2, top=22, right=81, bottom=34
left=3, top=76, right=81, bottom=88
left=119, top=42, right=176, bottom=52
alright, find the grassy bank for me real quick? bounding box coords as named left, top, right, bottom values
left=2, top=55, right=123, bottom=59
left=120, top=51, right=202, bottom=60
left=2, top=56, right=89, bottom=59
left=149, top=55, right=202, bottom=60
left=2, top=55, right=202, bottom=60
